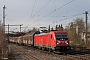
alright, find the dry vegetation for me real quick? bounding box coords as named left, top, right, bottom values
left=0, top=21, right=9, bottom=59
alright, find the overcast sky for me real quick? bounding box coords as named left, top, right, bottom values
left=0, top=0, right=90, bottom=32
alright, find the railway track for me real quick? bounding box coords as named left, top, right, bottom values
left=34, top=46, right=90, bottom=60
left=9, top=43, right=90, bottom=60
left=10, top=44, right=49, bottom=60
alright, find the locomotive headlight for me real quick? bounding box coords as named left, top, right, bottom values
left=56, top=41, right=60, bottom=44
left=62, top=39, right=63, bottom=40
left=66, top=42, right=68, bottom=44
left=57, top=42, right=59, bottom=44
left=65, top=41, right=68, bottom=44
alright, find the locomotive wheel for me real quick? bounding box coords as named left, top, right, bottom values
left=38, top=47, right=42, bottom=50
left=42, top=47, right=45, bottom=51
left=49, top=48, right=53, bottom=52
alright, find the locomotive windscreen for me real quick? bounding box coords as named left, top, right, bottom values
left=56, top=34, right=68, bottom=40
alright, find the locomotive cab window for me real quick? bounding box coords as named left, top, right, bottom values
left=56, top=34, right=68, bottom=40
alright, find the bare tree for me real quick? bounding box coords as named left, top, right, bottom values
left=65, top=18, right=85, bottom=46
left=0, top=21, right=8, bottom=59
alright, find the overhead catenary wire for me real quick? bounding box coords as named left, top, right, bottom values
left=35, top=13, right=84, bottom=28
left=29, top=0, right=52, bottom=20
left=60, top=0, right=89, bottom=17
left=51, top=13, right=84, bottom=24
left=45, top=0, right=89, bottom=19
left=30, top=0, right=36, bottom=17
left=6, top=0, right=51, bottom=18
left=60, top=13, right=84, bottom=21
left=5, top=0, right=90, bottom=19
left=33, top=0, right=89, bottom=28
left=25, top=0, right=52, bottom=29
left=30, top=0, right=89, bottom=17
left=54, top=0, right=56, bottom=10
left=35, top=0, right=89, bottom=27
left=29, top=0, right=74, bottom=28
left=4, top=0, right=89, bottom=30
left=25, top=0, right=75, bottom=30
left=30, top=0, right=74, bottom=25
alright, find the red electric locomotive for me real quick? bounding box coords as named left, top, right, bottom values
left=34, top=31, right=71, bottom=52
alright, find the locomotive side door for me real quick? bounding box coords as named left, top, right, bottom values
left=49, top=34, right=52, bottom=47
